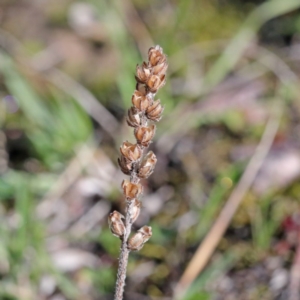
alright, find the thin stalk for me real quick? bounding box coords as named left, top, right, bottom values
left=114, top=200, right=134, bottom=300
left=110, top=45, right=167, bottom=300
left=114, top=109, right=147, bottom=300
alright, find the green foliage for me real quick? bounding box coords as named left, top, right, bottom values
left=91, top=267, right=116, bottom=294
left=99, top=228, right=121, bottom=257
left=184, top=292, right=211, bottom=300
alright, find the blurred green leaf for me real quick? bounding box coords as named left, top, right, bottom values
left=0, top=52, right=52, bottom=127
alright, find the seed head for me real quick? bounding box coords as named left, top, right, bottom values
left=122, top=180, right=143, bottom=200
left=148, top=45, right=166, bottom=66
left=134, top=125, right=156, bottom=147
left=146, top=74, right=166, bottom=93
left=146, top=99, right=164, bottom=122
left=128, top=198, right=141, bottom=223
left=118, top=155, right=132, bottom=175
left=127, top=225, right=152, bottom=251
left=120, top=141, right=142, bottom=162
left=108, top=211, right=126, bottom=238
left=127, top=107, right=141, bottom=127
left=138, top=151, right=157, bottom=179
left=135, top=62, right=151, bottom=84
left=132, top=90, right=151, bottom=111
left=136, top=83, right=147, bottom=95
left=152, top=61, right=168, bottom=76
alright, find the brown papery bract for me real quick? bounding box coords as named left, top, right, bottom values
left=138, top=151, right=157, bottom=179
left=132, top=90, right=150, bottom=111
left=121, top=180, right=143, bottom=200
left=146, top=99, right=164, bottom=122
left=128, top=199, right=141, bottom=223
left=127, top=107, right=141, bottom=127
left=134, top=125, right=156, bottom=147
left=135, top=62, right=151, bottom=84
left=148, top=45, right=166, bottom=66
left=147, top=74, right=166, bottom=93
left=120, top=141, right=142, bottom=162
left=108, top=211, right=126, bottom=238
left=128, top=226, right=152, bottom=251
left=118, top=156, right=132, bottom=175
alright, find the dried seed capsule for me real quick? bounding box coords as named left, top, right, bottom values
left=118, top=155, right=132, bottom=175
left=136, top=83, right=147, bottom=95
left=146, top=99, right=164, bottom=122
left=128, top=231, right=144, bottom=251
left=128, top=198, right=141, bottom=223
left=146, top=74, right=166, bottom=93
left=138, top=151, right=157, bottom=179
left=148, top=45, right=166, bottom=66
left=138, top=226, right=152, bottom=243
left=152, top=61, right=168, bottom=76
left=132, top=90, right=150, bottom=111
left=127, top=107, right=141, bottom=127
left=108, top=211, right=126, bottom=238
left=120, top=141, right=142, bottom=162
left=134, top=125, right=156, bottom=147
left=122, top=180, right=143, bottom=200
left=135, top=62, right=151, bottom=84
left=128, top=226, right=152, bottom=251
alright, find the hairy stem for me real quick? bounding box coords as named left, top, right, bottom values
left=113, top=46, right=167, bottom=300
left=114, top=200, right=134, bottom=300
left=114, top=106, right=150, bottom=299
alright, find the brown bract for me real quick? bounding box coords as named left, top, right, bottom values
left=148, top=46, right=166, bottom=66
left=134, top=125, right=156, bottom=147
left=146, top=99, right=164, bottom=122
left=135, top=62, right=151, bottom=84
left=138, top=151, right=157, bottom=179
left=120, top=141, right=142, bottom=162
left=136, top=83, right=147, bottom=95
left=122, top=180, right=143, bottom=200
left=108, top=211, right=126, bottom=238
left=118, top=156, right=132, bottom=175
left=152, top=61, right=168, bottom=76
left=132, top=90, right=150, bottom=111
left=129, top=199, right=141, bottom=223
left=147, top=74, right=166, bottom=93
left=127, top=107, right=141, bottom=127
left=127, top=226, right=152, bottom=251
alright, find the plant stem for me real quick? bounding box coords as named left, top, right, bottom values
left=114, top=200, right=134, bottom=300
left=114, top=111, right=148, bottom=299
left=115, top=131, right=149, bottom=300
left=113, top=46, right=167, bottom=299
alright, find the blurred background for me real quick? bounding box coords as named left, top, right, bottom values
left=1, top=0, right=300, bottom=299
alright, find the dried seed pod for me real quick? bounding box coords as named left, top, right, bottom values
left=134, top=125, right=156, bottom=147
left=152, top=61, right=168, bottom=76
left=118, top=155, right=132, bottom=175
left=128, top=198, right=141, bottom=223
left=131, top=90, right=151, bottom=111
left=135, top=62, right=151, bottom=84
left=108, top=211, right=126, bottom=238
left=146, top=99, right=164, bottom=122
left=146, top=74, right=166, bottom=93
left=128, top=226, right=152, bottom=251
left=120, top=141, right=142, bottom=162
left=127, top=107, right=141, bottom=127
left=148, top=45, right=166, bottom=66
left=138, top=226, right=152, bottom=243
left=122, top=180, right=143, bottom=200
left=128, top=231, right=144, bottom=251
left=136, top=83, right=147, bottom=95
left=138, top=151, right=157, bottom=179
